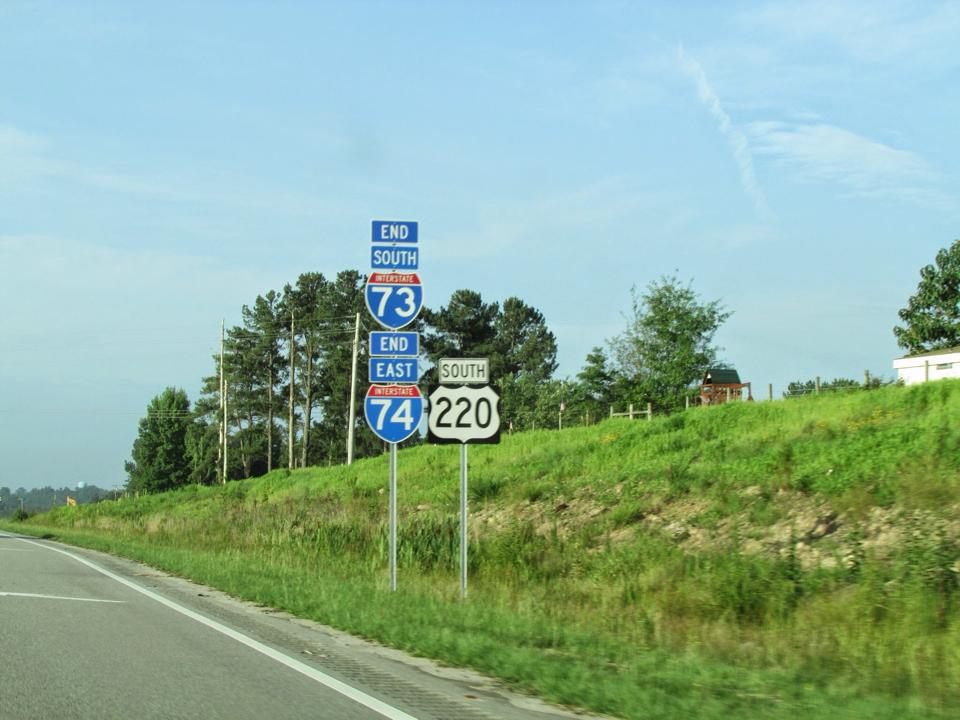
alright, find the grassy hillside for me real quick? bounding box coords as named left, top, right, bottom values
left=8, top=381, right=960, bottom=719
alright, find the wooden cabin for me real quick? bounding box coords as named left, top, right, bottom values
left=699, top=368, right=752, bottom=405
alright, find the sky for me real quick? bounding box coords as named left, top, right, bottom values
left=1, top=1, right=958, bottom=490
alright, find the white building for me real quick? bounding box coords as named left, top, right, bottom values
left=893, top=346, right=960, bottom=385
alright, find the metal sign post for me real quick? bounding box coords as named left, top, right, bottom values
left=366, top=219, right=421, bottom=593
left=460, top=443, right=468, bottom=598
left=390, top=443, right=398, bottom=592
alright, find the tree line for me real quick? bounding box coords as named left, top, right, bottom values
left=0, top=484, right=112, bottom=518
left=126, top=271, right=735, bottom=494
left=124, top=237, right=960, bottom=495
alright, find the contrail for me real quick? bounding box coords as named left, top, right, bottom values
left=677, top=46, right=774, bottom=222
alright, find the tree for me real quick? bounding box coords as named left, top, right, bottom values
left=243, top=291, right=285, bottom=473
left=125, top=388, right=193, bottom=493
left=609, top=276, right=731, bottom=412
left=223, top=323, right=264, bottom=478
left=312, top=270, right=382, bottom=464
left=194, top=357, right=227, bottom=484
left=424, top=290, right=559, bottom=431
left=493, top=297, right=558, bottom=382
left=571, top=346, right=614, bottom=420
left=281, top=272, right=330, bottom=467
left=894, top=240, right=960, bottom=354
left=422, top=289, right=500, bottom=374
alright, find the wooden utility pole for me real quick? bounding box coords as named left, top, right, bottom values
left=288, top=312, right=295, bottom=469
left=221, top=319, right=228, bottom=484
left=347, top=312, right=360, bottom=465
left=266, top=365, right=274, bottom=473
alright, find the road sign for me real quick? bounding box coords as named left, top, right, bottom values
left=372, top=220, right=418, bottom=244
left=369, top=331, right=419, bottom=357
left=364, top=385, right=424, bottom=444
left=369, top=357, right=418, bottom=384
left=371, top=246, right=418, bottom=271
left=438, top=358, right=489, bottom=385
left=365, top=273, right=423, bottom=330
left=427, top=385, right=501, bottom=444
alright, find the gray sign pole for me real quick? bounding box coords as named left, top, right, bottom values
left=390, top=442, right=398, bottom=592
left=460, top=443, right=468, bottom=599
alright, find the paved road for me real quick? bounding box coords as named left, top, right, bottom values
left=0, top=532, right=593, bottom=720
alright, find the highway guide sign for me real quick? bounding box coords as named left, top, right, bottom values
left=369, top=331, right=419, bottom=357
left=371, top=246, right=418, bottom=271
left=366, top=219, right=423, bottom=594
left=438, top=357, right=489, bottom=385
left=365, top=273, right=423, bottom=330
left=427, top=384, right=501, bottom=445
left=372, top=220, right=418, bottom=243
left=369, top=357, right=418, bottom=384
left=364, top=384, right=424, bottom=444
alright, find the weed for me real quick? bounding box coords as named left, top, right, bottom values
left=7, top=380, right=960, bottom=718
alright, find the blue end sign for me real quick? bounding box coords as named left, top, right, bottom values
left=371, top=245, right=418, bottom=271
left=364, top=385, right=424, bottom=444
left=369, top=357, right=418, bottom=384
left=372, top=220, right=418, bottom=244
left=370, top=331, right=419, bottom=357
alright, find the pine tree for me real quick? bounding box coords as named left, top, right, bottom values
left=125, top=388, right=193, bottom=493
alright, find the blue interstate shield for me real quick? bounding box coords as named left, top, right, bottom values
left=364, top=384, right=424, bottom=444
left=365, top=273, right=423, bottom=330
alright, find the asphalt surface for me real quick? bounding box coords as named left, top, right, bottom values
left=0, top=531, right=596, bottom=720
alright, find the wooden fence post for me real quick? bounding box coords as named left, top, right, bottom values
left=646, top=402, right=652, bottom=421
left=768, top=383, right=773, bottom=401
left=815, top=376, right=821, bottom=394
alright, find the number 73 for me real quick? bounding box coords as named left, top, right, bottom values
left=370, top=286, right=417, bottom=317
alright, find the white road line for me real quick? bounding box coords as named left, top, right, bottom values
left=0, top=591, right=125, bottom=604
left=6, top=534, right=418, bottom=720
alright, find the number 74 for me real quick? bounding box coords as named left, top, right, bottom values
left=369, top=398, right=415, bottom=430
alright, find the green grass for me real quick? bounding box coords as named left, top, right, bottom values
left=6, top=380, right=960, bottom=719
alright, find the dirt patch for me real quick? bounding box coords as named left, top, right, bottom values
left=472, top=495, right=608, bottom=541
left=468, top=483, right=960, bottom=572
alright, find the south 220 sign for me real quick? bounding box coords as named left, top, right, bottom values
left=427, top=385, right=501, bottom=444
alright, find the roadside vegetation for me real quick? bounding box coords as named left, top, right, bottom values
left=7, top=381, right=960, bottom=719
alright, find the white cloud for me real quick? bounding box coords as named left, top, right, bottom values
left=677, top=46, right=775, bottom=223
left=0, top=124, right=47, bottom=153
left=0, top=122, right=165, bottom=196
left=0, top=122, right=368, bottom=243
left=0, top=235, right=285, bottom=345
left=744, top=1, right=960, bottom=65
left=748, top=121, right=955, bottom=208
